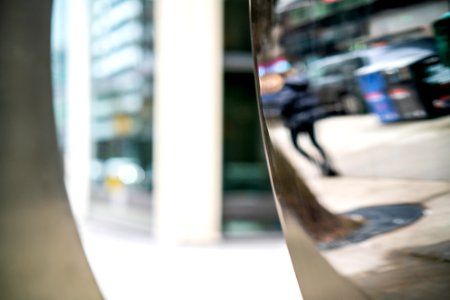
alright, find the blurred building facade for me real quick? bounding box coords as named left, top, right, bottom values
left=221, top=0, right=276, bottom=234
left=52, top=0, right=275, bottom=237
left=278, top=0, right=447, bottom=60
left=52, top=0, right=447, bottom=238
left=223, top=0, right=271, bottom=193
left=51, top=0, right=68, bottom=151
left=87, top=0, right=271, bottom=193
left=90, top=0, right=154, bottom=190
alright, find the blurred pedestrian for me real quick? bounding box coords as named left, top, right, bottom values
left=276, top=68, right=339, bottom=176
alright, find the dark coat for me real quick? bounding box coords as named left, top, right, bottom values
left=278, top=77, right=326, bottom=131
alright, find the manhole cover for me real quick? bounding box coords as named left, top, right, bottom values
left=319, top=203, right=424, bottom=250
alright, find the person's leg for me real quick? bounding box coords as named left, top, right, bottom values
left=307, top=123, right=328, bottom=161
left=290, top=128, right=317, bottom=164
left=307, top=123, right=339, bottom=176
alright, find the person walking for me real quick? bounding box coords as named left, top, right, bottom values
left=277, top=72, right=339, bottom=177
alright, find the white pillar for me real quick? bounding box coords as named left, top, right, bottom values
left=65, top=0, right=91, bottom=220
left=154, top=0, right=223, bottom=243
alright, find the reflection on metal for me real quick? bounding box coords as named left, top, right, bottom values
left=259, top=117, right=369, bottom=299
left=318, top=204, right=424, bottom=250
left=250, top=0, right=450, bottom=299
left=0, top=1, right=102, bottom=299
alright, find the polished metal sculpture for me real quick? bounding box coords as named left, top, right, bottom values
left=250, top=0, right=450, bottom=299
left=1, top=0, right=449, bottom=299
left=0, top=1, right=102, bottom=298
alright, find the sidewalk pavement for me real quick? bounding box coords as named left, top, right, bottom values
left=79, top=114, right=449, bottom=300
left=78, top=221, right=302, bottom=300
left=269, top=114, right=450, bottom=299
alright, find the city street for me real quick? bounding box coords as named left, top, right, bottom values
left=269, top=114, right=450, bottom=299
left=78, top=220, right=301, bottom=300
left=78, top=114, right=450, bottom=299
left=271, top=114, right=450, bottom=181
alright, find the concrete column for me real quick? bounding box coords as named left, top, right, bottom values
left=153, top=0, right=223, bottom=243
left=65, top=0, right=92, bottom=219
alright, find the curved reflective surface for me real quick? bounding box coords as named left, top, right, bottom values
left=250, top=0, right=450, bottom=299
left=0, top=1, right=103, bottom=298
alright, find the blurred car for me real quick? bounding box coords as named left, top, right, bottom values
left=306, top=38, right=437, bottom=116
left=356, top=53, right=450, bottom=123
left=307, top=52, right=372, bottom=115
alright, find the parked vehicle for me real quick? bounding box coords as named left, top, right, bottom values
left=357, top=53, right=450, bottom=123
left=306, top=38, right=437, bottom=116
left=307, top=51, right=373, bottom=115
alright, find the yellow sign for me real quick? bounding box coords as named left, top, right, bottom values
left=113, top=114, right=132, bottom=135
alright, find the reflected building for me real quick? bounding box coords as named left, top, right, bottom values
left=278, top=0, right=447, bottom=59
left=272, top=0, right=449, bottom=117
